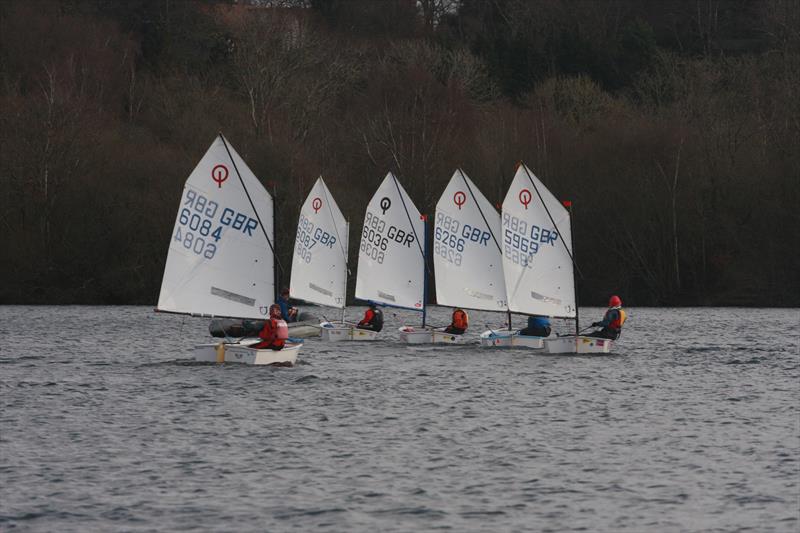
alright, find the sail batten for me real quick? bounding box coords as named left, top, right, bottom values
left=157, top=134, right=275, bottom=320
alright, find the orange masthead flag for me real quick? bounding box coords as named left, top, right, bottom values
left=562, top=200, right=572, bottom=208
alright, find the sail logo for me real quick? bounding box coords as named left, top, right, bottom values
left=380, top=197, right=391, bottom=214
left=312, top=197, right=322, bottom=213
left=211, top=164, right=229, bottom=188
left=453, top=191, right=466, bottom=210
left=518, top=189, right=532, bottom=209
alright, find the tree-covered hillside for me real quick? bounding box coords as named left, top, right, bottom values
left=1, top=0, right=797, bottom=306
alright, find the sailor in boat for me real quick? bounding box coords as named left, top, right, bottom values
left=444, top=308, right=469, bottom=334
left=587, top=295, right=627, bottom=340
left=357, top=302, right=384, bottom=332
left=276, top=288, right=299, bottom=323
left=252, top=304, right=289, bottom=350
left=519, top=315, right=551, bottom=337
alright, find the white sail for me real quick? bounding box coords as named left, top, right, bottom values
left=434, top=169, right=507, bottom=311
left=157, top=134, right=275, bottom=319
left=355, top=172, right=425, bottom=310
left=501, top=164, right=575, bottom=318
left=290, top=177, right=349, bottom=308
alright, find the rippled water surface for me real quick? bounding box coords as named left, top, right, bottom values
left=1, top=306, right=798, bottom=532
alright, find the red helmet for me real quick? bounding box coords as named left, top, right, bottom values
left=269, top=304, right=282, bottom=318
left=608, top=295, right=622, bottom=307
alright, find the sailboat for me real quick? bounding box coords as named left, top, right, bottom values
left=487, top=163, right=611, bottom=353
left=156, top=133, right=302, bottom=365
left=401, top=169, right=508, bottom=344
left=287, top=177, right=363, bottom=341
left=354, top=172, right=425, bottom=338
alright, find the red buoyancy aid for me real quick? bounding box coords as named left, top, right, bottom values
left=609, top=308, right=627, bottom=330
left=359, top=309, right=374, bottom=326
left=452, top=310, right=469, bottom=330
left=260, top=318, right=288, bottom=349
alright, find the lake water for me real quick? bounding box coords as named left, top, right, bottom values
left=1, top=306, right=798, bottom=532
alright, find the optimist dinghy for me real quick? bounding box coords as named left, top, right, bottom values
left=287, top=177, right=372, bottom=341
left=352, top=172, right=428, bottom=340
left=488, top=163, right=611, bottom=354
left=156, top=133, right=301, bottom=365
left=404, top=169, right=509, bottom=344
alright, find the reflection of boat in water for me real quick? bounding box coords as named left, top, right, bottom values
left=156, top=133, right=301, bottom=365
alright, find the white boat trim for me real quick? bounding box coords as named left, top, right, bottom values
left=319, top=322, right=380, bottom=341
left=399, top=326, right=463, bottom=344
left=545, top=335, right=613, bottom=354
left=193, top=339, right=301, bottom=365
left=479, top=329, right=545, bottom=348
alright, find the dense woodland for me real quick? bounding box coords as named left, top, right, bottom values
left=1, top=0, right=798, bottom=306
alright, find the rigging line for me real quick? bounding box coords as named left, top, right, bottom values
left=458, top=169, right=502, bottom=253
left=520, top=164, right=584, bottom=279
left=218, top=133, right=284, bottom=276
left=457, top=169, right=511, bottom=318
left=390, top=173, right=426, bottom=262
left=319, top=178, right=349, bottom=270
left=508, top=246, right=537, bottom=314
left=319, top=177, right=349, bottom=311
left=505, top=169, right=543, bottom=315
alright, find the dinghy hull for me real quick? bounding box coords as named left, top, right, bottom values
left=319, top=323, right=379, bottom=341
left=479, top=330, right=545, bottom=348
left=208, top=316, right=319, bottom=339
left=399, top=326, right=463, bottom=344
left=287, top=322, right=321, bottom=339
left=193, top=341, right=301, bottom=365
left=545, top=336, right=612, bottom=354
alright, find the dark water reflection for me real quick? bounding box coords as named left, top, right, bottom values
left=1, top=306, right=797, bottom=532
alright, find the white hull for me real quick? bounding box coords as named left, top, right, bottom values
left=319, top=322, right=380, bottom=342
left=479, top=330, right=545, bottom=349
left=288, top=321, right=321, bottom=339
left=399, top=326, right=463, bottom=344
left=545, top=336, right=613, bottom=354
left=193, top=339, right=301, bottom=366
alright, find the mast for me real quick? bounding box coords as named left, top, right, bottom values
left=218, top=133, right=280, bottom=303
left=454, top=169, right=510, bottom=328
left=566, top=201, right=579, bottom=338
left=422, top=216, right=428, bottom=328
left=342, top=220, right=349, bottom=324
left=272, top=181, right=279, bottom=303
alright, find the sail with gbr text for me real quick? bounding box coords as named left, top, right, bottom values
left=157, top=134, right=275, bottom=319
left=355, top=172, right=425, bottom=310
left=434, top=169, right=507, bottom=312
left=290, top=177, right=349, bottom=309
left=501, top=164, right=575, bottom=318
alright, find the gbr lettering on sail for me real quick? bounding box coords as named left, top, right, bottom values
left=172, top=187, right=259, bottom=261
left=360, top=210, right=416, bottom=264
